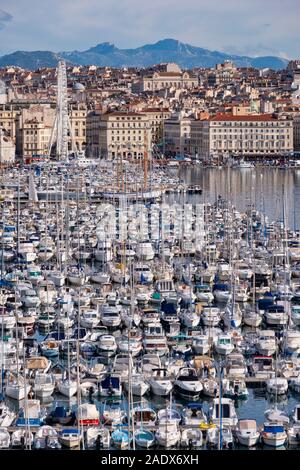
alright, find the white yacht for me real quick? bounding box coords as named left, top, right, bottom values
left=173, top=367, right=203, bottom=400
left=100, top=305, right=121, bottom=329
left=256, top=330, right=277, bottom=356
left=210, top=398, right=238, bottom=426
left=143, top=323, right=168, bottom=356
left=236, top=419, right=260, bottom=447
left=96, top=334, right=117, bottom=357
left=214, top=333, right=235, bottom=356
left=136, top=241, right=155, bottom=260
left=201, top=307, right=221, bottom=327
left=147, top=368, right=173, bottom=396
left=155, top=422, right=181, bottom=448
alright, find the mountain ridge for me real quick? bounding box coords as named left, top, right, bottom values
left=0, top=38, right=288, bottom=70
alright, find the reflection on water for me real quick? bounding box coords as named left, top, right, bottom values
left=181, top=167, right=300, bottom=230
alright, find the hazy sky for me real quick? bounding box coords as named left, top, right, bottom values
left=0, top=0, right=299, bottom=58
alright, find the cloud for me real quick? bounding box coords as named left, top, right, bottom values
left=0, top=0, right=298, bottom=58
left=0, top=9, right=12, bottom=30
left=221, top=43, right=290, bottom=59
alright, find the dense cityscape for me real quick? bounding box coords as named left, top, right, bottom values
left=1, top=58, right=300, bottom=166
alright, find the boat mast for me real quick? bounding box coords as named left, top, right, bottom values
left=218, top=361, right=223, bottom=450
left=22, top=345, right=31, bottom=450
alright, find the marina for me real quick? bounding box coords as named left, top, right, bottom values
left=1, top=153, right=300, bottom=450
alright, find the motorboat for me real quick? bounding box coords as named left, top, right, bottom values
left=281, top=330, right=300, bottom=355
left=59, top=429, right=82, bottom=449
left=224, top=353, right=247, bottom=377
left=96, top=334, right=117, bottom=357
left=180, top=309, right=200, bottom=328
left=194, top=284, right=214, bottom=303
left=236, top=419, right=260, bottom=447
left=147, top=368, right=173, bottom=397
left=100, top=305, right=121, bottom=329
left=133, top=406, right=157, bottom=427
left=34, top=426, right=61, bottom=450
left=214, top=333, right=235, bottom=356
left=134, top=264, right=154, bottom=283
left=206, top=426, right=234, bottom=449
left=181, top=403, right=208, bottom=426
left=192, top=335, right=210, bottom=355
left=201, top=307, right=221, bottom=327
left=99, top=374, right=122, bottom=398
left=102, top=402, right=126, bottom=426
left=86, top=427, right=111, bottom=449
left=57, top=378, right=78, bottom=398
left=264, top=304, right=288, bottom=326
left=266, top=377, right=288, bottom=395
left=124, top=373, right=150, bottom=396
left=180, top=428, right=203, bottom=448
left=242, top=309, right=262, bottom=328
left=111, top=429, right=132, bottom=450
left=222, top=379, right=249, bottom=400
left=155, top=422, right=181, bottom=448
left=213, top=283, right=231, bottom=303
left=210, top=398, right=238, bottom=426
left=11, top=429, right=34, bottom=448
left=256, top=330, right=277, bottom=356
left=0, top=428, right=10, bottom=449
left=202, top=378, right=219, bottom=398
left=134, top=429, right=155, bottom=449
left=261, top=422, right=287, bottom=448
left=143, top=323, right=168, bottom=356
left=76, top=403, right=100, bottom=426
left=250, top=356, right=275, bottom=379
left=5, top=374, right=28, bottom=401
left=174, top=367, right=203, bottom=400
left=80, top=309, right=100, bottom=329
left=34, top=372, right=55, bottom=398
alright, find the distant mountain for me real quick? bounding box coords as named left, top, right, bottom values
left=0, top=51, right=62, bottom=69
left=0, top=38, right=289, bottom=70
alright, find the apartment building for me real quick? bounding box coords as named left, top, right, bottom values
left=86, top=109, right=102, bottom=158
left=0, top=129, right=15, bottom=164
left=164, top=114, right=191, bottom=156
left=99, top=111, right=152, bottom=160
left=17, top=105, right=55, bottom=158
left=190, top=113, right=293, bottom=159
left=69, top=103, right=87, bottom=152
left=0, top=104, right=20, bottom=142
left=140, top=108, right=171, bottom=144
left=293, top=116, right=300, bottom=152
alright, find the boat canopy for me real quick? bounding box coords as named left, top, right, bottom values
left=263, top=424, right=284, bottom=433
left=213, top=284, right=229, bottom=291
left=186, top=403, right=203, bottom=409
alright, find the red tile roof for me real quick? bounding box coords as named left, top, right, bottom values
left=209, top=113, right=277, bottom=121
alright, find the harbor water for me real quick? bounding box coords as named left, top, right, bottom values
left=180, top=167, right=300, bottom=230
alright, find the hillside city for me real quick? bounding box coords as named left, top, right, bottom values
left=1, top=59, right=300, bottom=165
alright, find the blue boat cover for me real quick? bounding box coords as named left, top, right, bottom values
left=61, top=429, right=80, bottom=434
left=213, top=284, right=229, bottom=291
left=264, top=425, right=284, bottom=433
left=187, top=403, right=203, bottom=409
left=101, top=376, right=120, bottom=388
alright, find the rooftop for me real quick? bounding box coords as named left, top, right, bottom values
left=209, top=113, right=278, bottom=122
